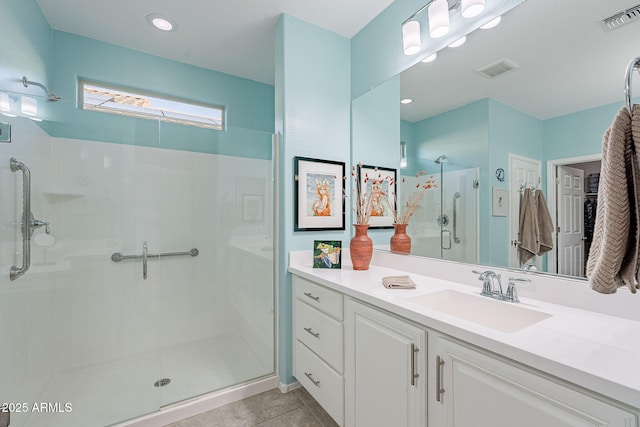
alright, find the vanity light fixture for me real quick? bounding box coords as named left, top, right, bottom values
left=461, top=0, right=485, bottom=18
left=448, top=36, right=467, bottom=48
left=422, top=53, right=438, bottom=63
left=0, top=93, right=16, bottom=117
left=428, top=0, right=450, bottom=38
left=400, top=98, right=414, bottom=104
left=480, top=16, right=502, bottom=29
left=402, top=21, right=422, bottom=55
left=400, top=141, right=408, bottom=168
left=21, top=96, right=37, bottom=116
left=147, top=13, right=177, bottom=32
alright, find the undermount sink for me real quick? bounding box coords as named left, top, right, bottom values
left=405, top=290, right=552, bottom=333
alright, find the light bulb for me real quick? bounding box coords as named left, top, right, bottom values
left=0, top=93, right=16, bottom=117
left=402, top=21, right=421, bottom=55
left=448, top=36, right=467, bottom=48
left=461, top=0, right=485, bottom=18
left=422, top=53, right=437, bottom=63
left=21, top=96, right=37, bottom=116
left=428, top=0, right=450, bottom=38
left=481, top=16, right=502, bottom=29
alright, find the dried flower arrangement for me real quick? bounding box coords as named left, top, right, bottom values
left=350, top=163, right=388, bottom=225
left=386, top=171, right=437, bottom=224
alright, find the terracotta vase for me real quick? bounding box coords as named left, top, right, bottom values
left=390, top=223, right=411, bottom=254
left=350, top=224, right=373, bottom=270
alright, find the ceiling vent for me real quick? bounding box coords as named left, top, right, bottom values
left=477, top=59, right=519, bottom=79
left=601, top=4, right=640, bottom=31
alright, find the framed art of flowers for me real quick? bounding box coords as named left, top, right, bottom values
left=294, top=156, right=346, bottom=231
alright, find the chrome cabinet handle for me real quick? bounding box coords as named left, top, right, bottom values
left=436, top=355, right=445, bottom=402
left=453, top=192, right=461, bottom=244
left=304, top=327, right=320, bottom=338
left=142, top=241, right=148, bottom=280
left=411, top=344, right=419, bottom=386
left=304, top=292, right=319, bottom=301
left=304, top=372, right=320, bottom=387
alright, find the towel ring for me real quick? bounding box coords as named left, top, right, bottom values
left=624, top=56, right=640, bottom=113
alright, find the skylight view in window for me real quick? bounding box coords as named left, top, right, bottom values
left=80, top=81, right=225, bottom=130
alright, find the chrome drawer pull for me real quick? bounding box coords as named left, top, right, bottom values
left=304, top=327, right=320, bottom=338
left=304, top=292, right=320, bottom=301
left=304, top=372, right=320, bottom=387
left=436, top=355, right=445, bottom=402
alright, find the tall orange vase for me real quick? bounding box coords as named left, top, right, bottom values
left=350, top=224, right=373, bottom=270
left=390, top=223, right=411, bottom=254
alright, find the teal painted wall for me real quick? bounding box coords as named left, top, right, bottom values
left=275, top=14, right=351, bottom=385
left=0, top=0, right=51, bottom=94
left=543, top=101, right=624, bottom=161
left=488, top=99, right=543, bottom=266
left=351, top=76, right=401, bottom=245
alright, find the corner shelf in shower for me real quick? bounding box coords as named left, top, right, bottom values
left=42, top=191, right=85, bottom=202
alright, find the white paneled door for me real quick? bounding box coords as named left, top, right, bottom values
left=557, top=165, right=585, bottom=277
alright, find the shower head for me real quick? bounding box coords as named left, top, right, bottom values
left=22, top=76, right=62, bottom=102
left=434, top=155, right=447, bottom=164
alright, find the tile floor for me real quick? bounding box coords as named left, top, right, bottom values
left=164, top=387, right=339, bottom=427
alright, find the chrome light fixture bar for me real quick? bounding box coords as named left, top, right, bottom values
left=402, top=0, right=491, bottom=56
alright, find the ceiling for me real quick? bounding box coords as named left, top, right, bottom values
left=35, top=0, right=394, bottom=85
left=34, top=0, right=640, bottom=122
left=401, top=0, right=640, bottom=121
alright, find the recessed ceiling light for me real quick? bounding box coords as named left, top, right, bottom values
left=448, top=36, right=467, bottom=48
left=480, top=16, right=502, bottom=29
left=400, top=98, right=413, bottom=104
left=421, top=53, right=437, bottom=63
left=147, top=13, right=177, bottom=32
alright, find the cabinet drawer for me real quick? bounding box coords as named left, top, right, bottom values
left=295, top=299, right=344, bottom=373
left=295, top=340, right=344, bottom=426
left=294, top=276, right=343, bottom=320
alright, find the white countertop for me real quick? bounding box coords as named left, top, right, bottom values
left=289, top=250, right=640, bottom=410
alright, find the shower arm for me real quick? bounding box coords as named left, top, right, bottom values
left=22, top=76, right=62, bottom=101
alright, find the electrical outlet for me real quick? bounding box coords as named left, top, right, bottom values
left=0, top=121, right=11, bottom=143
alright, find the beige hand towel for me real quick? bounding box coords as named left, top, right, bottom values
left=518, top=188, right=538, bottom=265
left=587, top=106, right=639, bottom=294
left=382, top=275, right=416, bottom=289
left=534, top=189, right=554, bottom=255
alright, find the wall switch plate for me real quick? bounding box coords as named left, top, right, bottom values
left=0, top=121, right=11, bottom=143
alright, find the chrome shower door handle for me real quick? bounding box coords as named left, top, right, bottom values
left=453, top=192, right=461, bottom=244
left=10, top=158, right=32, bottom=281
left=142, top=241, right=148, bottom=280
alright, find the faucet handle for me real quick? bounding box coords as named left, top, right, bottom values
left=505, top=277, right=531, bottom=303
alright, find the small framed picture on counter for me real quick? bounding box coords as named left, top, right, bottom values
left=313, top=240, right=342, bottom=269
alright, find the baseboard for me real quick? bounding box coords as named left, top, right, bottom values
left=279, top=380, right=300, bottom=393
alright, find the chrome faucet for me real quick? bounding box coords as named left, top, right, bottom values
left=473, top=270, right=503, bottom=299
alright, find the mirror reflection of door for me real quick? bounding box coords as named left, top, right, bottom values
left=557, top=165, right=585, bottom=276
left=509, top=154, right=542, bottom=270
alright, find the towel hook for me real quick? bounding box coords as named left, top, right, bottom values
left=624, top=56, right=640, bottom=114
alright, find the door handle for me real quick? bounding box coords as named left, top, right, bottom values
left=142, top=241, right=148, bottom=280
left=436, top=355, right=445, bottom=402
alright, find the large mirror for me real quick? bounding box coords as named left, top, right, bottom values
left=389, top=0, right=640, bottom=278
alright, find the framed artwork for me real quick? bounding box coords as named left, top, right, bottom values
left=242, top=194, right=264, bottom=222
left=492, top=187, right=508, bottom=217
left=294, top=157, right=345, bottom=231
left=313, top=240, right=342, bottom=269
left=358, top=164, right=397, bottom=229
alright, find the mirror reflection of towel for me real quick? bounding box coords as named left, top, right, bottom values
left=518, top=188, right=538, bottom=265
left=535, top=189, right=554, bottom=255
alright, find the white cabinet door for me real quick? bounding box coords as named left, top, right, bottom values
left=345, top=298, right=426, bottom=427
left=429, top=333, right=637, bottom=427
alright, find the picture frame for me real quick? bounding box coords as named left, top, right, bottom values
left=294, top=156, right=345, bottom=231
left=313, top=240, right=342, bottom=269
left=358, top=164, right=397, bottom=229
left=242, top=194, right=264, bottom=222
left=492, top=187, right=508, bottom=217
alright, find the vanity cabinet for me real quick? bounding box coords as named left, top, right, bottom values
left=428, top=333, right=638, bottom=427
left=344, top=298, right=426, bottom=427
left=293, top=276, right=344, bottom=425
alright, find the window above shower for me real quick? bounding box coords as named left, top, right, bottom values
left=78, top=80, right=225, bottom=130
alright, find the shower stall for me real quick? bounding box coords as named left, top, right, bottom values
left=0, top=93, right=276, bottom=426
left=404, top=155, right=479, bottom=263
